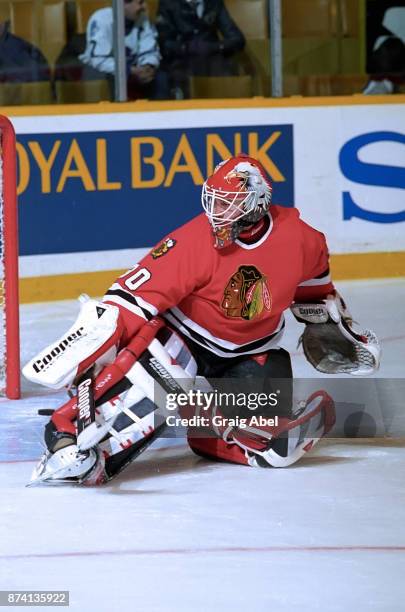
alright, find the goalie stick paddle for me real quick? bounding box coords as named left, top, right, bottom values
left=138, top=349, right=185, bottom=395
left=76, top=369, right=97, bottom=450
left=103, top=422, right=168, bottom=483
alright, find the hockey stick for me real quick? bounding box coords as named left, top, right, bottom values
left=103, top=422, right=168, bottom=482
left=76, top=368, right=98, bottom=451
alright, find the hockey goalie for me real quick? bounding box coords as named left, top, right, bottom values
left=23, top=154, right=381, bottom=485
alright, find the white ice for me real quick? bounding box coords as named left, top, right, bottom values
left=0, top=278, right=404, bottom=611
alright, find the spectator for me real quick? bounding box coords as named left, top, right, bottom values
left=156, top=0, right=246, bottom=98
left=0, top=20, right=50, bottom=83
left=79, top=0, right=169, bottom=100
left=363, top=6, right=405, bottom=94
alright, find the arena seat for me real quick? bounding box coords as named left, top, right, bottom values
left=283, top=73, right=367, bottom=96
left=40, top=0, right=68, bottom=65
left=300, top=73, right=367, bottom=96
left=147, top=0, right=158, bottom=22
left=9, top=0, right=38, bottom=44
left=0, top=81, right=53, bottom=105
left=282, top=0, right=338, bottom=38
left=189, top=75, right=253, bottom=99
left=225, top=0, right=268, bottom=40
left=75, top=0, right=110, bottom=33
left=55, top=79, right=111, bottom=103
left=0, top=1, right=10, bottom=22
left=282, top=0, right=363, bottom=75
left=339, top=0, right=361, bottom=37
left=222, top=1, right=269, bottom=96
left=243, top=0, right=364, bottom=94
left=1, top=0, right=68, bottom=67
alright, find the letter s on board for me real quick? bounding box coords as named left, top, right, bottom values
left=339, top=131, right=405, bottom=223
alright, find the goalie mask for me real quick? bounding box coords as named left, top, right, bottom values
left=201, top=154, right=273, bottom=249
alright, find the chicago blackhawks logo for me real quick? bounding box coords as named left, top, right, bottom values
left=151, top=238, right=176, bottom=259
left=222, top=265, right=271, bottom=320
left=215, top=226, right=232, bottom=249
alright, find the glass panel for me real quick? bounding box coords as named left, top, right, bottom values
left=281, top=0, right=367, bottom=97
left=53, top=0, right=113, bottom=104
left=279, top=0, right=404, bottom=97
left=363, top=0, right=405, bottom=95
left=0, top=0, right=53, bottom=104
left=1, top=0, right=403, bottom=105
left=0, top=0, right=115, bottom=105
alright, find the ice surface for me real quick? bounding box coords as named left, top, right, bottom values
left=0, top=278, right=404, bottom=611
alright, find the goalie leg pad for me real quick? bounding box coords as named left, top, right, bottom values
left=35, top=378, right=163, bottom=486
left=188, top=434, right=251, bottom=466
left=45, top=318, right=167, bottom=445
left=188, top=390, right=335, bottom=468
left=232, top=390, right=335, bottom=467
left=33, top=321, right=198, bottom=485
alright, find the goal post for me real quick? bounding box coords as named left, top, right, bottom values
left=0, top=115, right=20, bottom=399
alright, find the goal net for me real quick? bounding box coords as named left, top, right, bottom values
left=0, top=115, right=20, bottom=399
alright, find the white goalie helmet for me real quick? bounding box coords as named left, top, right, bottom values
left=201, top=154, right=273, bottom=248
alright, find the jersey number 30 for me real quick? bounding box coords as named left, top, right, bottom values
left=123, top=266, right=151, bottom=291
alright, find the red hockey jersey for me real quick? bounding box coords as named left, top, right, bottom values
left=104, top=206, right=334, bottom=357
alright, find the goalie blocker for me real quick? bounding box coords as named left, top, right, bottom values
left=24, top=297, right=336, bottom=485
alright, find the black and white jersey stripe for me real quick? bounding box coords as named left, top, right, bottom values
left=297, top=267, right=331, bottom=287
left=164, top=306, right=285, bottom=358
left=104, top=285, right=285, bottom=358
left=103, top=284, right=157, bottom=321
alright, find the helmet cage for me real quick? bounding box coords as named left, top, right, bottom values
left=201, top=183, right=259, bottom=230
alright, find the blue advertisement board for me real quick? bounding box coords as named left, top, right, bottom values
left=17, top=123, right=294, bottom=256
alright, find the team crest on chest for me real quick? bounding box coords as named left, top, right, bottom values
left=151, top=238, right=176, bottom=259
left=222, top=265, right=272, bottom=320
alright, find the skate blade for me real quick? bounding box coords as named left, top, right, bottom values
left=27, top=475, right=85, bottom=487
left=26, top=463, right=76, bottom=487
left=27, top=462, right=89, bottom=487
